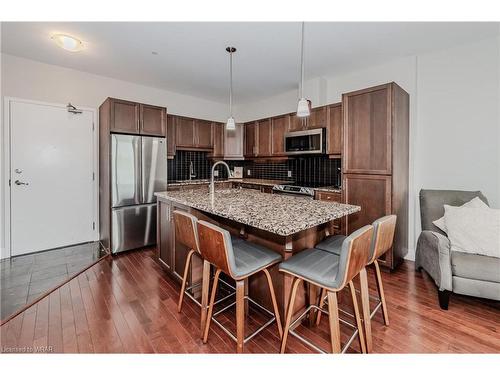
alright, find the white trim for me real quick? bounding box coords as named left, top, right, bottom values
left=1, top=97, right=98, bottom=259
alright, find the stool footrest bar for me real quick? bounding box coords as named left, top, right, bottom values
left=209, top=296, right=277, bottom=344
left=288, top=304, right=359, bottom=353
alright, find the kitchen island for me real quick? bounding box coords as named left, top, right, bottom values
left=155, top=186, right=360, bottom=318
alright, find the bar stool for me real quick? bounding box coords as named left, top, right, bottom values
left=315, top=215, right=397, bottom=353
left=196, top=220, right=283, bottom=353
left=279, top=225, right=374, bottom=354
left=173, top=210, right=238, bottom=333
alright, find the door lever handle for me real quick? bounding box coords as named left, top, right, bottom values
left=14, top=180, right=29, bottom=186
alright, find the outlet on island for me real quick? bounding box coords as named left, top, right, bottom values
left=247, top=170, right=251, bottom=176
left=287, top=170, right=292, bottom=178
left=213, top=170, right=219, bottom=177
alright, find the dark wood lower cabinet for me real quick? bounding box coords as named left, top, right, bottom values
left=342, top=174, right=406, bottom=269
left=157, top=200, right=173, bottom=271
left=343, top=174, right=392, bottom=234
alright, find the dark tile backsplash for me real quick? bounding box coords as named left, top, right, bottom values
left=168, top=151, right=341, bottom=188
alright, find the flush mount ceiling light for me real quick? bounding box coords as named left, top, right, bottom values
left=297, top=22, right=310, bottom=118
left=51, top=34, right=84, bottom=52
left=225, top=46, right=237, bottom=130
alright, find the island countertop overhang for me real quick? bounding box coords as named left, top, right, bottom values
left=155, top=188, right=360, bottom=237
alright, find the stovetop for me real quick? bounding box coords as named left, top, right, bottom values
left=292, top=181, right=341, bottom=189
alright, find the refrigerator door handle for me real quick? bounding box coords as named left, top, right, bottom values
left=141, top=136, right=168, bottom=204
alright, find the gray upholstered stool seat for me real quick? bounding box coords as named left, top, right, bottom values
left=279, top=248, right=341, bottom=290
left=315, top=235, right=346, bottom=255
left=232, top=241, right=282, bottom=279
left=231, top=235, right=244, bottom=245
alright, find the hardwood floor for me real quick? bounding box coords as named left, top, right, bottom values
left=1, top=248, right=499, bottom=353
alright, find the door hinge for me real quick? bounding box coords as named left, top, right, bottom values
left=8, top=179, right=11, bottom=187
left=92, top=122, right=95, bottom=131
left=92, top=172, right=95, bottom=181
left=92, top=222, right=96, bottom=230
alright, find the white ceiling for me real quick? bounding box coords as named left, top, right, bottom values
left=1, top=22, right=498, bottom=104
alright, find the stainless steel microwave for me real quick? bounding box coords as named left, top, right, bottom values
left=284, top=128, right=325, bottom=155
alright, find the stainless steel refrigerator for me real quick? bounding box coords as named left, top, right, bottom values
left=110, top=134, right=167, bottom=254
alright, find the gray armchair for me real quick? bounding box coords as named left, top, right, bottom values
left=415, top=189, right=500, bottom=309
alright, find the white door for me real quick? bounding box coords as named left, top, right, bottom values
left=9, top=100, right=96, bottom=256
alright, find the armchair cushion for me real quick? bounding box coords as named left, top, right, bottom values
left=420, top=190, right=488, bottom=235
left=444, top=205, right=500, bottom=258
left=451, top=251, right=500, bottom=283
left=433, top=196, right=488, bottom=233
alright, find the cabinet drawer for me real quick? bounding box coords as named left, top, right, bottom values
left=315, top=191, right=341, bottom=202
left=315, top=191, right=342, bottom=232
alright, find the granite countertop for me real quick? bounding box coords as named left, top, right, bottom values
left=168, top=178, right=291, bottom=187
left=155, top=188, right=360, bottom=236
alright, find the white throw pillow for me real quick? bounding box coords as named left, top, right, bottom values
left=433, top=197, right=488, bottom=233
left=444, top=205, right=500, bottom=258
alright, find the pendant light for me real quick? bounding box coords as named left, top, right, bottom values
left=226, top=46, right=237, bottom=130
left=297, top=22, right=310, bottom=118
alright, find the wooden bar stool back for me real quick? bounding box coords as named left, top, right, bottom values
left=361, top=215, right=397, bottom=352
left=173, top=210, right=200, bottom=313
left=197, top=220, right=283, bottom=353
left=279, top=225, right=374, bottom=354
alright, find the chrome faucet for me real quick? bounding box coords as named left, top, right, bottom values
left=210, top=161, right=233, bottom=205
left=189, top=161, right=196, bottom=181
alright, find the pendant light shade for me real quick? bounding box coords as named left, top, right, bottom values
left=297, top=22, right=310, bottom=118
left=226, top=116, right=236, bottom=130
left=297, top=98, right=310, bottom=118
left=226, top=46, right=237, bottom=130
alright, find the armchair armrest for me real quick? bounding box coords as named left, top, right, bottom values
left=415, top=230, right=453, bottom=291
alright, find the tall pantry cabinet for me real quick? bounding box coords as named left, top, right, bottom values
left=342, top=83, right=409, bottom=270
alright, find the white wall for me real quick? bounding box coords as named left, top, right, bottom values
left=415, top=37, right=500, bottom=210
left=236, top=36, right=500, bottom=261
left=0, top=53, right=229, bottom=258
left=1, top=53, right=229, bottom=121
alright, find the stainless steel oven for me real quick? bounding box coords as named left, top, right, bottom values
left=284, top=128, right=325, bottom=155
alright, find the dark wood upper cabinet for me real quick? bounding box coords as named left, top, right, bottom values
left=327, top=103, right=342, bottom=155
left=140, top=104, right=166, bottom=136
left=271, top=115, right=289, bottom=156
left=175, top=116, right=196, bottom=148
left=109, top=98, right=140, bottom=134
left=166, top=114, right=176, bottom=158
left=173, top=116, right=214, bottom=150
left=343, top=85, right=392, bottom=174
left=256, top=119, right=272, bottom=157
left=289, top=114, right=305, bottom=132
left=195, top=119, right=213, bottom=149
left=244, top=122, right=256, bottom=157
left=212, top=122, right=224, bottom=158
left=106, top=98, right=167, bottom=137
left=224, top=123, right=244, bottom=159
left=307, top=106, right=327, bottom=129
